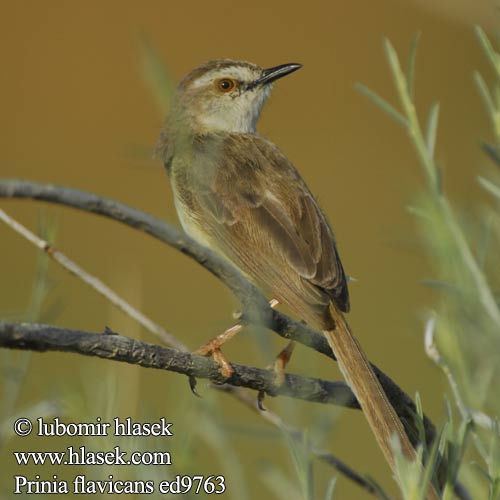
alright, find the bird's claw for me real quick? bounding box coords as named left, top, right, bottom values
left=257, top=391, right=266, bottom=411
left=188, top=376, right=201, bottom=397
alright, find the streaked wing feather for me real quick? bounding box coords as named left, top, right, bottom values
left=197, top=134, right=350, bottom=313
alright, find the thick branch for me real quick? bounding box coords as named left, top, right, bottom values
left=0, top=322, right=358, bottom=408
left=0, top=179, right=434, bottom=447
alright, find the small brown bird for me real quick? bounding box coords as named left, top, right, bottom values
left=156, top=60, right=426, bottom=485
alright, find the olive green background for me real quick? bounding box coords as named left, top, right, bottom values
left=1, top=1, right=497, bottom=498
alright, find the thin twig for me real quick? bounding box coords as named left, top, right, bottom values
left=0, top=209, right=186, bottom=351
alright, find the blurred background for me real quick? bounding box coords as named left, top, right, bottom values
left=1, top=1, right=499, bottom=498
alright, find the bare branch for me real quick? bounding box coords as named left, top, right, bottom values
left=0, top=322, right=358, bottom=408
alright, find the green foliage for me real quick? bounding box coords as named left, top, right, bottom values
left=0, top=214, right=60, bottom=448
left=0, top=215, right=61, bottom=500
left=358, top=28, right=500, bottom=499
left=138, top=34, right=175, bottom=115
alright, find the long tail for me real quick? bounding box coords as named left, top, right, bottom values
left=325, top=304, right=440, bottom=500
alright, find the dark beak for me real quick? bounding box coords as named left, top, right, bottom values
left=247, top=63, right=302, bottom=90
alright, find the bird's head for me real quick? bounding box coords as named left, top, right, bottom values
left=169, top=60, right=302, bottom=134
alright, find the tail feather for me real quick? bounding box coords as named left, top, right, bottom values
left=326, top=304, right=440, bottom=500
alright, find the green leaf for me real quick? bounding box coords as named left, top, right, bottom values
left=481, top=142, right=500, bottom=166
left=414, top=392, right=428, bottom=456
left=420, top=279, right=460, bottom=295
left=438, top=422, right=450, bottom=457
left=283, top=431, right=314, bottom=500
left=406, top=205, right=431, bottom=219
left=384, top=38, right=409, bottom=103
left=355, top=83, right=408, bottom=127
left=138, top=34, right=174, bottom=114
left=324, top=477, right=337, bottom=500
left=475, top=26, right=500, bottom=82
left=407, top=32, right=421, bottom=101
left=474, top=71, right=495, bottom=114
left=425, top=102, right=440, bottom=159
left=478, top=176, right=500, bottom=200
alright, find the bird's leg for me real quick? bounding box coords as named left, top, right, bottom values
left=195, top=299, right=280, bottom=379
left=269, top=340, right=296, bottom=386
left=257, top=300, right=297, bottom=410
left=258, top=339, right=296, bottom=410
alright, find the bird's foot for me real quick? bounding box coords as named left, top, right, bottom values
left=194, top=298, right=280, bottom=380
left=194, top=323, right=242, bottom=378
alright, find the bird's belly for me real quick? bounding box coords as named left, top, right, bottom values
left=173, top=195, right=213, bottom=249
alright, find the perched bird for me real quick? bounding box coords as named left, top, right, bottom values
left=156, top=59, right=426, bottom=485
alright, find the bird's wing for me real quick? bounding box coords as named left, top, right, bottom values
left=195, top=133, right=350, bottom=314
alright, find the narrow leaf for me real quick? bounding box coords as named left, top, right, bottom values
left=138, top=34, right=174, bottom=114
left=324, top=477, right=337, bottom=500
left=406, top=205, right=430, bottom=219
left=407, top=32, right=421, bottom=101
left=475, top=26, right=500, bottom=82
left=425, top=102, right=440, bottom=158
left=478, top=176, right=500, bottom=200
left=438, top=422, right=450, bottom=457
left=474, top=71, right=495, bottom=113
left=420, top=279, right=460, bottom=295
left=416, top=425, right=447, bottom=500
left=384, top=38, right=408, bottom=100
left=355, top=83, right=408, bottom=127
left=481, top=142, right=500, bottom=167
left=414, top=392, right=427, bottom=456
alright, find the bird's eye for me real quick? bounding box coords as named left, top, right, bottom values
left=216, top=78, right=237, bottom=93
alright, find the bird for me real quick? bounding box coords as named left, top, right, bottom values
left=155, top=59, right=430, bottom=488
